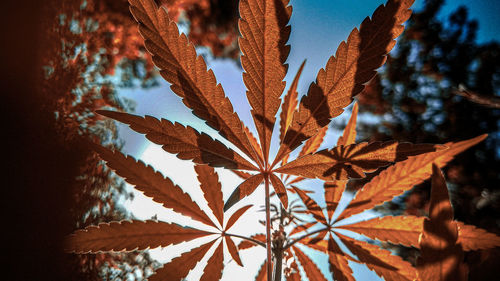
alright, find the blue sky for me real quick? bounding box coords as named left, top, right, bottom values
left=116, top=1, right=499, bottom=280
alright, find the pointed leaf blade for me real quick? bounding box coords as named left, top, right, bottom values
left=291, top=186, right=327, bottom=224
left=225, top=237, right=243, bottom=266
left=66, top=220, right=210, bottom=253
left=337, top=135, right=487, bottom=221
left=129, top=0, right=259, bottom=163
left=97, top=111, right=257, bottom=170
left=239, top=0, right=292, bottom=160
left=337, top=102, right=359, bottom=146
left=325, top=180, right=346, bottom=220
left=237, top=234, right=266, bottom=250
left=226, top=205, right=253, bottom=230
left=224, top=173, right=264, bottom=211
left=299, top=125, right=329, bottom=157
left=292, top=246, right=328, bottom=281
left=200, top=241, right=224, bottom=281
left=195, top=165, right=224, bottom=228
left=328, top=234, right=356, bottom=281
left=269, top=173, right=288, bottom=209
left=280, top=60, right=306, bottom=142
left=456, top=222, right=500, bottom=251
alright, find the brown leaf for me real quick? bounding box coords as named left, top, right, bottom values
left=269, top=173, right=288, bottom=209
left=417, top=164, right=463, bottom=281
left=226, top=205, right=253, bottom=230
left=93, top=144, right=215, bottom=226
left=338, top=215, right=424, bottom=248
left=337, top=233, right=417, bottom=281
left=225, top=236, right=243, bottom=266
left=337, top=102, right=359, bottom=146
left=200, top=241, right=224, bottom=281
left=280, top=60, right=306, bottom=142
left=337, top=134, right=487, bottom=221
left=239, top=0, right=291, bottom=160
left=286, top=254, right=301, bottom=281
left=150, top=238, right=217, bottom=281
left=97, top=111, right=258, bottom=170
left=273, top=0, right=414, bottom=166
left=291, top=186, right=327, bottom=224
left=290, top=222, right=316, bottom=236
left=231, top=170, right=253, bottom=180
left=195, top=165, right=224, bottom=228
left=66, top=220, right=210, bottom=253
left=237, top=234, right=266, bottom=250
left=456, top=221, right=500, bottom=251
left=224, top=173, right=264, bottom=211
left=292, top=246, right=328, bottom=281
left=327, top=234, right=355, bottom=281
left=128, top=0, right=260, bottom=163
left=244, top=125, right=264, bottom=165
left=276, top=141, right=441, bottom=180
left=325, top=180, right=346, bottom=220
left=255, top=261, right=267, bottom=281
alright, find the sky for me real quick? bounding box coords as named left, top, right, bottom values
left=116, top=0, right=499, bottom=280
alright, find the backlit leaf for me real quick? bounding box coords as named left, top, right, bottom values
left=200, top=241, right=224, bottom=281
left=97, top=111, right=257, bottom=170
left=150, top=239, right=217, bottom=281
left=337, top=134, right=487, bottom=221
left=293, top=246, right=328, bottom=281
left=280, top=60, right=306, bottom=142
left=226, top=205, right=253, bottom=231
left=325, top=180, right=346, bottom=220
left=337, top=102, right=359, bottom=146
left=327, top=234, right=355, bottom=281
left=290, top=222, right=316, bottom=236
left=456, top=221, right=500, bottom=251
left=291, top=186, right=327, bottom=224
left=273, top=0, right=414, bottom=165
left=129, top=0, right=260, bottom=163
left=298, top=126, right=329, bottom=157
left=224, top=174, right=264, bottom=211
left=225, top=236, right=243, bottom=266
left=269, top=173, right=288, bottom=209
left=239, top=0, right=291, bottom=160
left=195, top=165, right=224, bottom=228
left=93, top=144, right=215, bottom=226
left=338, top=216, right=424, bottom=248
left=276, top=141, right=440, bottom=180
left=66, top=220, right=210, bottom=253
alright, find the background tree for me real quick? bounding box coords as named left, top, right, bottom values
left=355, top=0, right=499, bottom=278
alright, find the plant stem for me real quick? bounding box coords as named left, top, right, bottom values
left=224, top=233, right=266, bottom=248
left=264, top=174, right=272, bottom=281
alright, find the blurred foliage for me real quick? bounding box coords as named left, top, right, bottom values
left=354, top=0, right=499, bottom=278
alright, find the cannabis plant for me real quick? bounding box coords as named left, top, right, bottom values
left=66, top=0, right=500, bottom=280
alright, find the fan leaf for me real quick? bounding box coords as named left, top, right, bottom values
left=292, top=246, right=328, bottom=281
left=291, top=186, right=327, bottom=224
left=417, top=164, right=463, bottom=281
left=269, top=173, right=288, bottom=209
left=239, top=0, right=292, bottom=160
left=337, top=102, right=359, bottom=146
left=195, top=165, right=224, bottom=228
left=299, top=125, right=329, bottom=157
left=97, top=111, right=257, bottom=170
left=338, top=215, right=424, bottom=248
left=276, top=141, right=441, bottom=180
left=129, top=0, right=260, bottom=163
left=150, top=238, right=217, bottom=281
left=66, top=220, right=210, bottom=253
left=92, top=144, right=215, bottom=227
left=226, top=205, right=253, bottom=231
left=200, top=241, right=224, bottom=281
left=224, top=173, right=264, bottom=211
left=273, top=0, right=414, bottom=165
left=328, top=234, right=356, bottom=281
left=456, top=221, right=500, bottom=251
left=280, top=60, right=306, bottom=142
left=325, top=180, right=346, bottom=221
left=337, top=233, right=417, bottom=281
left=290, top=222, right=316, bottom=236
left=337, top=134, right=487, bottom=221
left=225, top=236, right=244, bottom=266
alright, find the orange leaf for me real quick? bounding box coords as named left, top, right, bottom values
left=325, top=180, right=346, bottom=220
left=224, top=174, right=264, bottom=211
left=150, top=239, right=217, bottom=281
left=231, top=170, right=253, bottom=180
left=66, top=220, right=210, bottom=253
left=97, top=111, right=258, bottom=170
left=239, top=0, right=291, bottom=160
left=255, top=261, right=267, bottom=281
left=195, top=165, right=224, bottom=228
left=337, top=233, right=417, bottom=281
left=244, top=125, right=264, bottom=165
left=225, top=236, right=243, bottom=266
left=237, top=234, right=266, bottom=250
left=93, top=144, right=215, bottom=227
left=299, top=125, right=329, bottom=157
left=290, top=222, right=316, bottom=236
left=129, top=0, right=260, bottom=163
left=327, top=234, right=355, bottom=281
left=226, top=205, right=253, bottom=231
left=269, top=173, right=288, bottom=209
left=200, top=241, right=224, bottom=281
left=273, top=0, right=414, bottom=166
left=337, top=102, right=359, bottom=146
left=456, top=221, right=500, bottom=251
left=291, top=186, right=327, bottom=224
left=292, top=246, right=328, bottom=281
left=417, top=164, right=463, bottom=281
left=338, top=215, right=424, bottom=248
left=276, top=141, right=441, bottom=180
left=280, top=60, right=306, bottom=142
left=337, top=134, right=487, bottom=221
